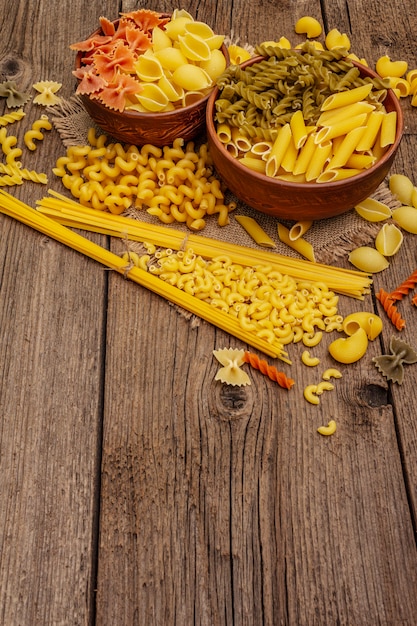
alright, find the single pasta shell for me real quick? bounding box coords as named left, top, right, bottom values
left=164, top=16, right=194, bottom=40
left=152, top=26, right=172, bottom=51
left=342, top=312, right=383, bottom=340
left=184, top=21, right=214, bottom=39
left=389, top=173, right=414, bottom=204
left=178, top=33, right=211, bottom=61
left=135, top=84, right=169, bottom=112
left=172, top=64, right=212, bottom=91
left=155, top=48, right=188, bottom=71
left=199, top=49, right=227, bottom=80
left=392, top=205, right=417, bottom=234
left=328, top=327, right=368, bottom=364
left=354, top=197, right=392, bottom=221
left=375, top=223, right=403, bottom=256
left=134, top=55, right=164, bottom=81
left=348, top=246, right=389, bottom=272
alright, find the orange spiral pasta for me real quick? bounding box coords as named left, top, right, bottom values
left=376, top=288, right=406, bottom=330
left=242, top=351, right=295, bottom=389
left=388, top=269, right=417, bottom=301
left=412, top=293, right=417, bottom=307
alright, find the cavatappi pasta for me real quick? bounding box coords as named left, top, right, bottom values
left=213, top=42, right=395, bottom=183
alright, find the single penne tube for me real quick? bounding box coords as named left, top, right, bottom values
left=216, top=122, right=232, bottom=143
left=231, top=126, right=252, bottom=152
left=277, top=223, right=316, bottom=262
left=265, top=123, right=293, bottom=177
left=250, top=140, right=272, bottom=157
left=238, top=155, right=267, bottom=174
left=320, top=83, right=373, bottom=111
left=379, top=110, right=397, bottom=147
left=305, top=141, right=332, bottom=181
left=314, top=113, right=368, bottom=143
left=326, top=125, right=367, bottom=170
left=355, top=110, right=385, bottom=151
left=290, top=110, right=310, bottom=149
left=280, top=137, right=299, bottom=172
left=235, top=215, right=276, bottom=248
left=225, top=142, right=239, bottom=158
left=317, top=101, right=375, bottom=126
left=316, top=168, right=362, bottom=183
left=289, top=220, right=313, bottom=240
left=292, top=132, right=316, bottom=176
left=345, top=153, right=376, bottom=169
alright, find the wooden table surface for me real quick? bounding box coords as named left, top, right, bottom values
left=1, top=1, right=417, bottom=624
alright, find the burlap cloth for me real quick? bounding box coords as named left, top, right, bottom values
left=48, top=95, right=401, bottom=267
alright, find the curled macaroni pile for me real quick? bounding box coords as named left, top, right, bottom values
left=53, top=130, right=236, bottom=230
left=127, top=247, right=343, bottom=349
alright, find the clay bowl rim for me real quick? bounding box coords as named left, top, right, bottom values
left=74, top=16, right=230, bottom=122
left=206, top=55, right=404, bottom=195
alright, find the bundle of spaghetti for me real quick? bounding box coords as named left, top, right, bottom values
left=376, top=288, right=406, bottom=330
left=242, top=351, right=295, bottom=389
left=0, top=189, right=289, bottom=361
left=36, top=190, right=372, bottom=299
left=388, top=269, right=417, bottom=301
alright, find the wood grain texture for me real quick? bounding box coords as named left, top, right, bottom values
left=1, top=0, right=417, bottom=625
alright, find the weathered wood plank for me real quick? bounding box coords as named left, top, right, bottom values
left=0, top=1, right=114, bottom=624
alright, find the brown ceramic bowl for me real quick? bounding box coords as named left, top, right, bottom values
left=206, top=56, right=403, bottom=221
left=74, top=19, right=229, bottom=147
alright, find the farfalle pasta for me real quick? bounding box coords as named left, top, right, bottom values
left=373, top=336, right=417, bottom=384
left=32, top=80, right=62, bottom=106
left=0, top=81, right=31, bottom=107
left=212, top=347, right=250, bottom=386
left=72, top=9, right=226, bottom=113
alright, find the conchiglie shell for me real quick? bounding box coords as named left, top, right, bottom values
left=164, top=16, right=194, bottom=41
left=178, top=33, right=211, bottom=61
left=173, top=64, right=212, bottom=91
left=329, top=327, right=368, bottom=364
left=134, top=55, right=164, bottom=81
left=227, top=44, right=252, bottom=65
left=182, top=90, right=209, bottom=106
left=157, top=74, right=184, bottom=102
left=152, top=26, right=172, bottom=51
left=389, top=173, right=414, bottom=204
left=375, top=223, right=403, bottom=256
left=392, top=205, right=417, bottom=233
left=354, top=197, right=392, bottom=221
left=342, top=312, right=383, bottom=340
left=155, top=48, right=188, bottom=71
left=348, top=246, right=389, bottom=272
left=184, top=21, right=214, bottom=39
left=199, top=49, right=227, bottom=80
left=135, top=84, right=169, bottom=112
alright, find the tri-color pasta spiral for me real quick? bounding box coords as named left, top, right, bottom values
left=242, top=351, right=295, bottom=389
left=388, top=269, right=417, bottom=301
left=376, top=288, right=406, bottom=330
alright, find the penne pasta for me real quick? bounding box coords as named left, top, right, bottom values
left=235, top=215, right=276, bottom=248
left=320, top=83, right=373, bottom=111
